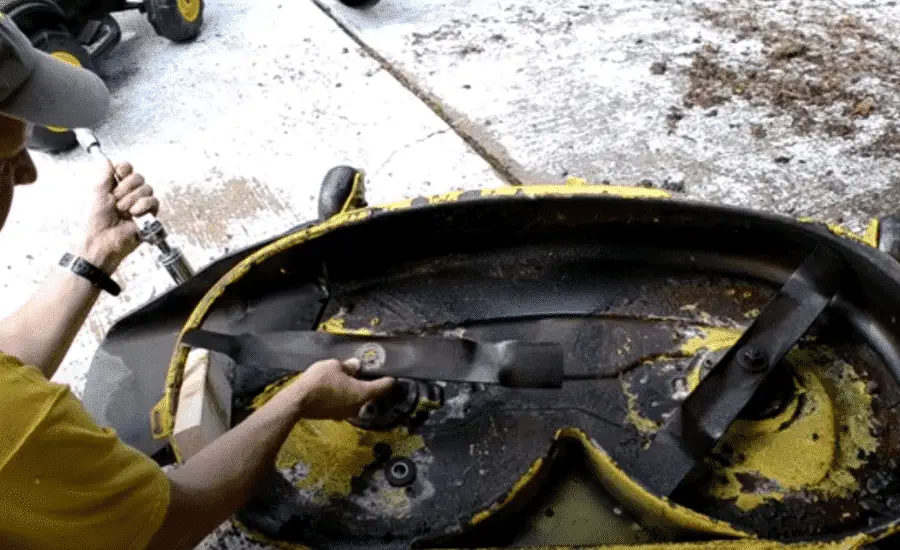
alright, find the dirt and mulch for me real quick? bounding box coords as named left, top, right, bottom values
left=680, top=0, right=900, bottom=158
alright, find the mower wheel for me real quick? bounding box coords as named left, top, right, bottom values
left=146, top=0, right=204, bottom=43
left=317, top=166, right=367, bottom=221
left=339, top=0, right=382, bottom=7
left=27, top=31, right=95, bottom=154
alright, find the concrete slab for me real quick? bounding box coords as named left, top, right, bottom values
left=1, top=0, right=501, bottom=395
left=315, top=0, right=900, bottom=232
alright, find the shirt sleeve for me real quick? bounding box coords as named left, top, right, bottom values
left=0, top=357, right=171, bottom=550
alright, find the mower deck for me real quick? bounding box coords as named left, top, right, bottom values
left=84, top=186, right=900, bottom=548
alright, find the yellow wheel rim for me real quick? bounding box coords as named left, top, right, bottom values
left=46, top=51, right=82, bottom=133
left=177, top=0, right=201, bottom=23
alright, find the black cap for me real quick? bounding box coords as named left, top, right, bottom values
left=0, top=13, right=110, bottom=128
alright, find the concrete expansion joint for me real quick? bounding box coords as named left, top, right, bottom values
left=309, top=0, right=529, bottom=187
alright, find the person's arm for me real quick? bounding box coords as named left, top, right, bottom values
left=146, top=358, right=393, bottom=550
left=0, top=161, right=157, bottom=378
left=0, top=244, right=112, bottom=375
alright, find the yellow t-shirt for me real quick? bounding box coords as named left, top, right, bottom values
left=0, top=353, right=170, bottom=550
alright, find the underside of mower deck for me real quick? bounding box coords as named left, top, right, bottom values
left=83, top=175, right=900, bottom=549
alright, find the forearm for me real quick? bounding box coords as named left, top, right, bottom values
left=148, top=382, right=307, bottom=550
left=0, top=245, right=113, bottom=378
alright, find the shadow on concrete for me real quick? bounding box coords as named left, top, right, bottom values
left=96, top=8, right=219, bottom=94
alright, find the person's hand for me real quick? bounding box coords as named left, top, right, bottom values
left=77, top=161, right=159, bottom=274
left=290, top=358, right=394, bottom=420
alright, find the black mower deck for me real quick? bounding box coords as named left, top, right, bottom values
left=83, top=186, right=900, bottom=549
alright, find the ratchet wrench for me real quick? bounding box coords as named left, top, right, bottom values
left=73, top=128, right=195, bottom=285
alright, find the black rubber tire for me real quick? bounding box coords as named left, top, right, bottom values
left=146, top=0, right=204, bottom=43
left=878, top=215, right=900, bottom=263
left=338, top=0, right=381, bottom=7
left=317, top=165, right=367, bottom=221
left=27, top=30, right=95, bottom=154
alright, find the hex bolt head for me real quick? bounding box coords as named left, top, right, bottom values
left=738, top=346, right=768, bottom=373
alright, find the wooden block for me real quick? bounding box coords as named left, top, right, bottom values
left=173, top=348, right=232, bottom=460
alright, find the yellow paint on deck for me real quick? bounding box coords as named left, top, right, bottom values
left=680, top=326, right=744, bottom=355
left=241, top=313, right=426, bottom=498
left=470, top=457, right=545, bottom=525
left=468, top=427, right=751, bottom=539
left=827, top=224, right=869, bottom=244
left=705, top=349, right=879, bottom=511
left=816, top=356, right=880, bottom=486
left=275, top=420, right=423, bottom=497
left=562, top=428, right=749, bottom=539
left=380, top=485, right=412, bottom=510
left=565, top=176, right=589, bottom=186
left=244, top=423, right=881, bottom=548
left=672, top=326, right=879, bottom=511
left=863, top=218, right=879, bottom=248
left=686, top=363, right=704, bottom=393
left=251, top=374, right=302, bottom=406
left=381, top=197, right=414, bottom=211
left=239, top=310, right=426, bottom=499
left=428, top=190, right=465, bottom=204
left=251, top=377, right=424, bottom=498
left=797, top=217, right=878, bottom=248
left=479, top=184, right=671, bottom=200
left=317, top=316, right=375, bottom=336
left=557, top=540, right=866, bottom=550
left=707, top=364, right=832, bottom=510
left=623, top=326, right=745, bottom=434
left=622, top=377, right=661, bottom=435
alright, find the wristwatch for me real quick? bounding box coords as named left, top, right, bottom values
left=58, top=253, right=121, bottom=296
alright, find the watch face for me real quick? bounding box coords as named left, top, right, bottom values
left=72, top=258, right=89, bottom=275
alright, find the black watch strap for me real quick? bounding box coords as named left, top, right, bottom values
left=59, top=253, right=121, bottom=296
